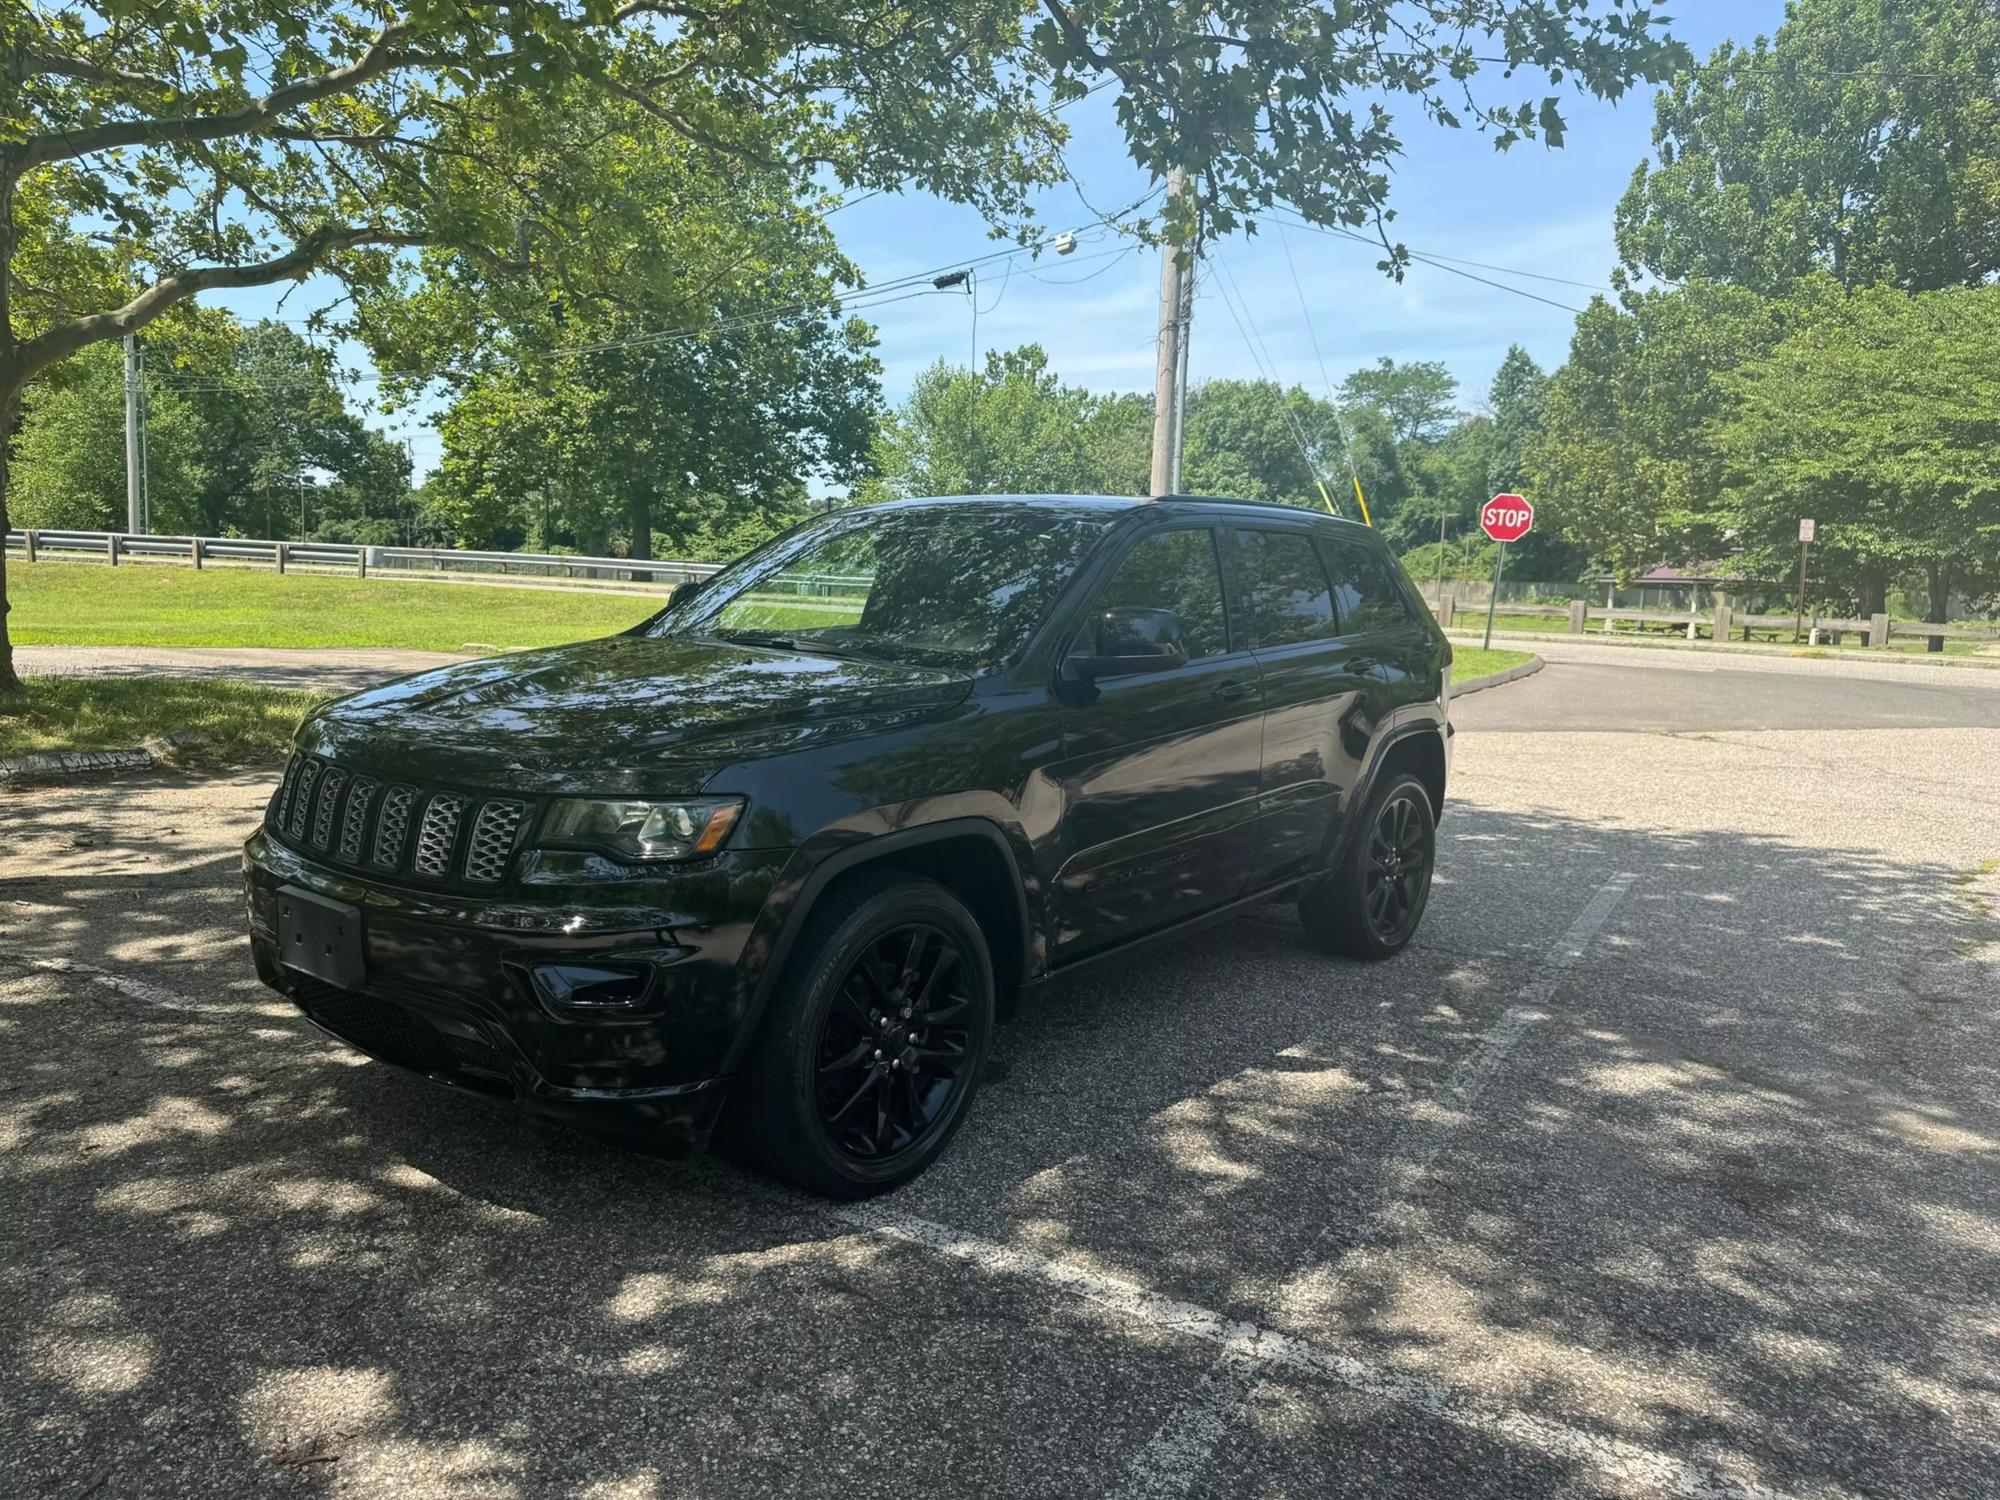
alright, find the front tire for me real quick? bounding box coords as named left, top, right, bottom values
left=1298, top=772, right=1436, bottom=960
left=732, top=872, right=994, bottom=1198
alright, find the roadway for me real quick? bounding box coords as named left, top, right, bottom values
left=4, top=648, right=1997, bottom=1498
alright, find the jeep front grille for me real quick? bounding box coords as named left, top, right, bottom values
left=373, top=784, right=415, bottom=870
left=412, top=794, right=466, bottom=878
left=286, top=758, right=320, bottom=841
left=310, top=767, right=346, bottom=851
left=270, top=755, right=532, bottom=888
left=338, top=777, right=379, bottom=863
left=464, top=801, right=527, bottom=884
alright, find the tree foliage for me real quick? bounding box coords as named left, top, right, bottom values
left=0, top=1, right=1688, bottom=687
left=1338, top=357, right=1459, bottom=446
left=409, top=88, right=881, bottom=558
left=9, top=317, right=409, bottom=539
left=1616, top=0, right=2000, bottom=294
left=1711, top=281, right=2000, bottom=623
left=1526, top=284, right=1779, bottom=579
left=864, top=345, right=1137, bottom=500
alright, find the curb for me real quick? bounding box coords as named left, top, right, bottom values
left=0, top=732, right=196, bottom=786
left=1449, top=653, right=1544, bottom=699
left=1442, top=627, right=2000, bottom=672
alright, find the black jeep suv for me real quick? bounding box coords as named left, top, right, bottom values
left=245, top=495, right=1451, bottom=1196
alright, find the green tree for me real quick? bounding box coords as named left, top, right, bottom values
left=0, top=1, right=1687, bottom=688
left=1392, top=414, right=1492, bottom=557
left=1181, top=378, right=1341, bottom=508
left=9, top=315, right=408, bottom=539
left=867, top=346, right=1122, bottom=499
left=1526, top=284, right=1779, bottom=578
left=1711, top=281, right=2000, bottom=636
left=10, top=341, right=210, bottom=530
left=1338, top=358, right=1460, bottom=447
left=1616, top=0, right=2000, bottom=294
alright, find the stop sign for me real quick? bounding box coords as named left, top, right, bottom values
left=1481, top=493, right=1534, bottom=544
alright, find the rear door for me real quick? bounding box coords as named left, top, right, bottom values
left=1231, top=524, right=1390, bottom=889
left=1324, top=531, right=1441, bottom=715
left=1050, top=525, right=1264, bottom=961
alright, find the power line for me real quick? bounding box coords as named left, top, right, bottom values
left=1272, top=214, right=1584, bottom=314
left=1269, top=212, right=1596, bottom=311
left=1209, top=250, right=1342, bottom=512
left=1276, top=223, right=1366, bottom=505
left=144, top=202, right=1164, bottom=399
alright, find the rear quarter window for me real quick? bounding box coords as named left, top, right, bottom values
left=1322, top=535, right=1416, bottom=636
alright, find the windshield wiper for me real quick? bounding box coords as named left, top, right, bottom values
left=711, top=629, right=867, bottom=660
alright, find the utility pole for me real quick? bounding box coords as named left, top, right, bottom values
left=136, top=346, right=151, bottom=533
left=122, top=334, right=143, bottom=534
left=1169, top=263, right=1192, bottom=493
left=1148, top=165, right=1189, bottom=498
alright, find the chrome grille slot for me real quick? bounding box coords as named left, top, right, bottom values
left=374, top=785, right=416, bottom=869
left=310, top=767, right=346, bottom=850
left=287, top=758, right=321, bottom=841
left=338, top=777, right=379, bottom=864
left=464, top=801, right=526, bottom=884
left=272, top=755, right=303, bottom=829
left=413, top=794, right=466, bottom=879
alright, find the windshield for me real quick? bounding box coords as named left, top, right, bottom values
left=645, top=504, right=1114, bottom=667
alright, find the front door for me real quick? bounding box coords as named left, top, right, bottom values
left=1231, top=525, right=1387, bottom=888
left=1050, top=526, right=1264, bottom=961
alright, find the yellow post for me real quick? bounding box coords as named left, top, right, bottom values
left=1315, top=480, right=1339, bottom=516
left=1351, top=474, right=1374, bottom=527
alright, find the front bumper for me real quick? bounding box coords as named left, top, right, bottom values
left=243, top=827, right=791, bottom=1156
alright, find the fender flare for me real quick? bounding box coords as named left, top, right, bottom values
left=1314, top=717, right=1448, bottom=884
left=721, top=816, right=1035, bottom=1076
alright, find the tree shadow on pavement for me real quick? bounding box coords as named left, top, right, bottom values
left=2, top=775, right=1996, bottom=1498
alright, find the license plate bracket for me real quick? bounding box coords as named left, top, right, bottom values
left=277, top=885, right=366, bottom=990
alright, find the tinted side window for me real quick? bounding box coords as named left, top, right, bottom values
left=1236, top=529, right=1338, bottom=648
left=1324, top=536, right=1415, bottom=635
left=1093, top=528, right=1228, bottom=658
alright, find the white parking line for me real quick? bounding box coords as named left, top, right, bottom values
left=1120, top=871, right=1641, bottom=1497
left=836, top=1197, right=1793, bottom=1500
left=0, top=950, right=228, bottom=1015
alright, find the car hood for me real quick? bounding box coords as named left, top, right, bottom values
left=299, top=635, right=974, bottom=794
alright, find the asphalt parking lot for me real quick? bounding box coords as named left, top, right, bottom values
left=5, top=644, right=1999, bottom=1499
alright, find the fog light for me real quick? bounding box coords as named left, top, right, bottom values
left=530, top=962, right=652, bottom=1012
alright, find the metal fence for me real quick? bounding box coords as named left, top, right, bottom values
left=1428, top=588, right=2000, bottom=650
left=4, top=528, right=725, bottom=591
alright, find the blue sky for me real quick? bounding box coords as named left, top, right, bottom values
left=207, top=3, right=1792, bottom=480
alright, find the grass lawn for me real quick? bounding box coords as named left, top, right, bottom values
left=1451, top=646, right=1533, bottom=684
left=0, top=677, right=326, bottom=761
left=9, top=561, right=656, bottom=652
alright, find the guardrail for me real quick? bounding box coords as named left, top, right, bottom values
left=5, top=528, right=725, bottom=591
left=1433, top=592, right=1999, bottom=650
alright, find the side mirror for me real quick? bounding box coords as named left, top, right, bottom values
left=668, top=577, right=706, bottom=608
left=1068, top=606, right=1189, bottom=680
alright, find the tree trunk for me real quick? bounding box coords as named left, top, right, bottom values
left=1857, top=565, right=1887, bottom=621
left=1925, top=559, right=1952, bottom=654
left=627, top=489, right=652, bottom=560
left=0, top=386, right=20, bottom=693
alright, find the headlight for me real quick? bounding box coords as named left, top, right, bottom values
left=539, top=797, right=744, bottom=862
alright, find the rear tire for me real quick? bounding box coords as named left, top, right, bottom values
left=1298, top=772, right=1436, bottom=960
left=731, top=871, right=994, bottom=1198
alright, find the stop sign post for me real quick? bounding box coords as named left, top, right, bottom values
left=1479, top=494, right=1534, bottom=650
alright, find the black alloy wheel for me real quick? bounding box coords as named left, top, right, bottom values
left=1298, top=770, right=1436, bottom=960
left=1364, top=789, right=1431, bottom=945
left=729, top=871, right=994, bottom=1197
left=813, top=923, right=974, bottom=1162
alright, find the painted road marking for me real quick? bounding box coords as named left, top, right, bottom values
left=835, top=1196, right=1794, bottom=1500
left=1117, top=871, right=1642, bottom=1498
left=0, top=950, right=230, bottom=1015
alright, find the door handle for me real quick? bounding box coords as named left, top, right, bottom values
left=1212, top=679, right=1257, bottom=703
